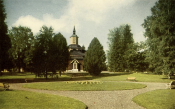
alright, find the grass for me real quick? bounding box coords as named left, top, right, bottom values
left=133, top=89, right=175, bottom=109
left=0, top=72, right=71, bottom=83
left=0, top=72, right=63, bottom=79
left=1, top=71, right=174, bottom=109
left=0, top=72, right=173, bottom=83
left=0, top=74, right=35, bottom=79
left=92, top=72, right=173, bottom=83
left=23, top=81, right=147, bottom=91
left=0, top=90, right=87, bottom=109
left=1, top=72, right=174, bottom=108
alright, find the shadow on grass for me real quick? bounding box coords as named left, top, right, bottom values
left=0, top=89, right=14, bottom=92
left=0, top=78, right=71, bottom=83
left=0, top=71, right=133, bottom=83
left=1, top=72, right=34, bottom=76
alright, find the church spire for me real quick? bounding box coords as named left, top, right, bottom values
left=73, top=26, right=76, bottom=35
left=70, top=26, right=79, bottom=45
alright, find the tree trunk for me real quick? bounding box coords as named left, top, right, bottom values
left=59, top=71, right=62, bottom=76
left=18, top=67, right=21, bottom=73
left=45, top=70, right=48, bottom=79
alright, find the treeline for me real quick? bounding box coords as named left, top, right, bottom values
left=8, top=26, right=69, bottom=78
left=1, top=0, right=175, bottom=76
left=107, top=24, right=148, bottom=72
left=8, top=25, right=107, bottom=76
left=108, top=0, right=175, bottom=76
left=0, top=0, right=69, bottom=78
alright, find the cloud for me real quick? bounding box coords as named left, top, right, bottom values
left=13, top=0, right=137, bottom=33
left=13, top=14, right=68, bottom=35
left=67, top=0, right=137, bottom=24
left=12, top=0, right=155, bottom=50
left=13, top=15, right=44, bottom=34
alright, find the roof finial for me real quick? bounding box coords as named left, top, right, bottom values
left=73, top=26, right=76, bottom=35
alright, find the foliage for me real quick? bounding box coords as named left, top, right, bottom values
left=107, top=24, right=134, bottom=72
left=0, top=0, right=12, bottom=73
left=133, top=89, right=175, bottom=109
left=8, top=26, right=34, bottom=72
left=127, top=42, right=149, bottom=72
left=84, top=37, right=106, bottom=75
left=0, top=90, right=87, bottom=109
left=143, top=0, right=175, bottom=74
left=48, top=33, right=69, bottom=76
left=32, top=26, right=69, bottom=78
left=32, top=26, right=54, bottom=78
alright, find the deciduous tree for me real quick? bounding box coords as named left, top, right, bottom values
left=48, top=33, right=69, bottom=76
left=8, top=26, right=34, bottom=72
left=32, top=26, right=54, bottom=79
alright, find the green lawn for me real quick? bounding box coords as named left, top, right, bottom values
left=133, top=89, right=175, bottom=109
left=23, top=81, right=146, bottom=91
left=0, top=74, right=35, bottom=79
left=92, top=72, right=173, bottom=83
left=0, top=90, right=87, bottom=109
left=1, top=72, right=174, bottom=109
left=0, top=72, right=71, bottom=82
left=0, top=72, right=173, bottom=83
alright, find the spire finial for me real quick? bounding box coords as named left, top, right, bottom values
left=73, top=26, right=76, bottom=35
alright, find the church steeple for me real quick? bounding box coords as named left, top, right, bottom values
left=70, top=26, right=79, bottom=45
left=73, top=26, right=76, bottom=35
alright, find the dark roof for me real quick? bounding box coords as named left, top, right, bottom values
left=69, top=44, right=82, bottom=50
left=70, top=34, right=79, bottom=37
left=69, top=50, right=85, bottom=60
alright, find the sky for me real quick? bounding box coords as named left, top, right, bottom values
left=4, top=0, right=158, bottom=51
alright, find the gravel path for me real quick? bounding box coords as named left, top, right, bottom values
left=10, top=82, right=167, bottom=109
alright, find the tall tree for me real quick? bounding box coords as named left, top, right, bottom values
left=107, top=28, right=123, bottom=72
left=0, top=0, right=12, bottom=73
left=143, top=0, right=175, bottom=75
left=108, top=24, right=134, bottom=72
left=8, top=26, right=34, bottom=72
left=122, top=24, right=134, bottom=70
left=32, top=26, right=54, bottom=79
left=84, top=37, right=106, bottom=75
left=48, top=33, right=69, bottom=76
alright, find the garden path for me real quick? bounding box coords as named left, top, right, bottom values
left=10, top=82, right=167, bottom=109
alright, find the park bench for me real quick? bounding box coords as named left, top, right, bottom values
left=0, top=83, right=10, bottom=91
left=167, top=81, right=175, bottom=89
left=25, top=78, right=35, bottom=83
left=127, top=77, right=136, bottom=81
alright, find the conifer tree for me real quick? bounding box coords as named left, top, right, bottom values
left=84, top=37, right=106, bottom=75
left=107, top=28, right=123, bottom=71
left=143, top=0, right=175, bottom=75
left=108, top=24, right=134, bottom=72
left=0, top=0, right=12, bottom=73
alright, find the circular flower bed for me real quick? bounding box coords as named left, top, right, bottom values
left=66, top=81, right=103, bottom=84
